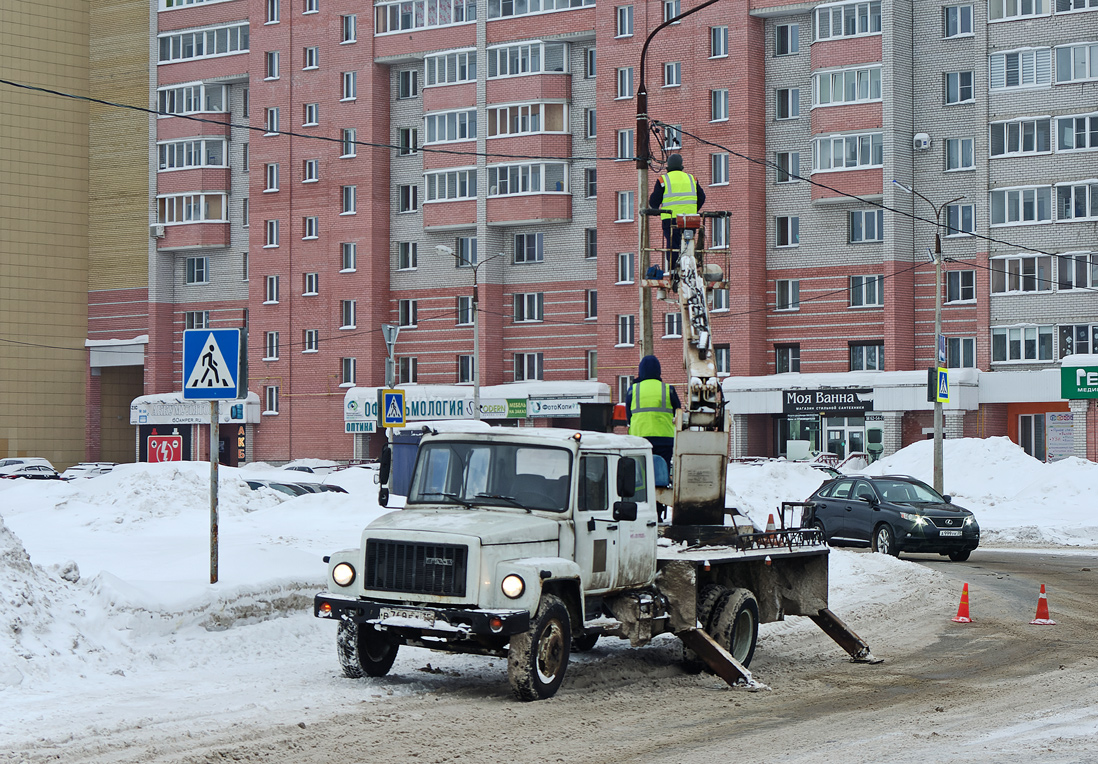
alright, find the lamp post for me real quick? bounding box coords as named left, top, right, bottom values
left=437, top=245, right=502, bottom=421
left=892, top=180, right=964, bottom=494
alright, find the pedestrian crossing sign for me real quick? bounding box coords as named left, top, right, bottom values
left=183, top=329, right=241, bottom=400
left=381, top=389, right=405, bottom=428
left=936, top=368, right=949, bottom=403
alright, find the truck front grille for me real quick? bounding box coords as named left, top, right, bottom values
left=364, top=540, right=468, bottom=597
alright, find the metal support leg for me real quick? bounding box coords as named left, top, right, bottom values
left=809, top=608, right=882, bottom=663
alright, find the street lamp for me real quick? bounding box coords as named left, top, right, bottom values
left=892, top=179, right=964, bottom=494
left=437, top=244, right=502, bottom=421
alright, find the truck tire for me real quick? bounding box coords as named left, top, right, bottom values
left=508, top=594, right=571, bottom=701
left=572, top=631, right=600, bottom=652
left=337, top=620, right=400, bottom=679
left=682, top=583, right=726, bottom=674
left=708, top=587, right=759, bottom=668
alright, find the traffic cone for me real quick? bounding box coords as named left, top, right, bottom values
left=764, top=513, right=777, bottom=546
left=1030, top=584, right=1056, bottom=625
left=952, top=583, right=972, bottom=623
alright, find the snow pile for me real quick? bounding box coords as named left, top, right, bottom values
left=725, top=461, right=830, bottom=531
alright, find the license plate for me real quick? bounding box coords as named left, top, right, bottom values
left=939, top=529, right=962, bottom=537
left=378, top=606, right=437, bottom=626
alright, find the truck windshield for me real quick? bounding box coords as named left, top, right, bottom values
left=407, top=441, right=573, bottom=513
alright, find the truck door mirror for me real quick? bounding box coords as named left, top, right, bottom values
left=378, top=445, right=392, bottom=484
left=613, top=501, right=638, bottom=522
left=616, top=457, right=637, bottom=499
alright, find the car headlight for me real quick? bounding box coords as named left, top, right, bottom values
left=964, top=515, right=977, bottom=526
left=332, top=562, right=356, bottom=587
left=501, top=574, right=525, bottom=599
left=898, top=511, right=927, bottom=525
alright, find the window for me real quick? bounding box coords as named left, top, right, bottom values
left=664, top=312, right=682, bottom=337
left=458, top=355, right=474, bottom=383
left=617, top=67, right=634, bottom=99
left=711, top=26, right=728, bottom=57
left=487, top=0, right=593, bottom=18
left=776, top=151, right=800, bottom=183
left=711, top=89, right=729, bottom=121
left=850, top=342, right=884, bottom=370
left=156, top=193, right=227, bottom=223
left=991, top=118, right=1052, bottom=156
left=157, top=83, right=227, bottom=116
left=712, top=287, right=728, bottom=311
left=991, top=254, right=1053, bottom=292
left=587, top=350, right=598, bottom=380
left=302, top=158, right=318, bottom=181
left=486, top=162, right=566, bottom=195
left=457, top=236, right=477, bottom=266
left=425, top=168, right=476, bottom=201
left=340, top=299, right=357, bottom=328
left=424, top=109, right=477, bottom=143
left=947, top=337, right=976, bottom=368
left=776, top=344, right=800, bottom=373
left=849, top=209, right=883, bottom=242
left=303, top=46, right=318, bottom=69
left=399, top=300, right=418, bottom=327
left=813, top=66, right=881, bottom=106
left=265, top=107, right=279, bottom=134
left=617, top=191, right=635, bottom=222
left=341, top=185, right=356, bottom=214
left=714, top=344, right=730, bottom=375
left=776, top=279, right=800, bottom=310
left=584, top=168, right=597, bottom=198
left=184, top=310, right=209, bottom=330
left=664, top=125, right=682, bottom=150
left=946, top=138, right=975, bottom=170
left=617, top=315, right=636, bottom=346
left=302, top=216, right=318, bottom=239
left=585, top=289, right=597, bottom=319
left=266, top=0, right=279, bottom=21
left=265, top=331, right=280, bottom=360
left=1057, top=113, right=1098, bottom=151
left=1057, top=0, right=1098, bottom=11
left=989, top=0, right=1048, bottom=20
left=776, top=216, right=799, bottom=247
left=584, top=108, right=596, bottom=138
left=776, top=88, right=800, bottom=119
left=264, top=385, right=279, bottom=414
left=265, top=219, right=279, bottom=247
left=617, top=129, right=634, bottom=160
left=585, top=48, right=596, bottom=78
left=513, top=292, right=545, bottom=322
left=157, top=138, right=227, bottom=170
left=711, top=153, right=729, bottom=185
left=398, top=69, right=419, bottom=98
left=487, top=41, right=568, bottom=77
left=242, top=143, right=248, bottom=172
left=946, top=270, right=976, bottom=302
left=158, top=24, right=250, bottom=64
left=1019, top=413, right=1047, bottom=461
left=303, top=329, right=319, bottom=353
left=1060, top=323, right=1098, bottom=355
left=341, top=242, right=357, bottom=271
left=265, top=51, right=279, bottom=79
left=1057, top=182, right=1098, bottom=220
left=815, top=1, right=882, bottom=40
left=242, top=88, right=249, bottom=118
left=487, top=103, right=567, bottom=137
left=241, top=250, right=248, bottom=280
left=399, top=185, right=419, bottom=213
left=341, top=358, right=356, bottom=386
left=303, top=103, right=318, bottom=126
left=617, top=252, right=634, bottom=283
left=990, top=48, right=1052, bottom=90
left=991, top=186, right=1053, bottom=225
left=585, top=228, right=597, bottom=259
left=944, top=4, right=973, bottom=35
left=776, top=23, right=799, bottom=54
left=457, top=296, right=473, bottom=326
left=616, top=5, right=633, bottom=36
left=664, top=0, right=680, bottom=20
left=265, top=163, right=279, bottom=191
left=399, top=357, right=418, bottom=384
left=425, top=51, right=475, bottom=86
left=946, top=203, right=976, bottom=235
left=618, top=376, right=632, bottom=403
left=305, top=0, right=317, bottom=16
left=341, top=128, right=357, bottom=157
left=664, top=62, right=681, bottom=87
left=341, top=71, right=357, bottom=100
left=944, top=71, right=974, bottom=103
left=303, top=272, right=319, bottom=295
left=711, top=216, right=728, bottom=248
left=514, top=353, right=543, bottom=381
left=341, top=14, right=357, bottom=42
left=514, top=232, right=544, bottom=263
left=992, top=325, right=1054, bottom=362
left=812, top=132, right=883, bottom=171
left=398, top=242, right=417, bottom=270
left=850, top=275, right=883, bottom=307
left=1057, top=252, right=1098, bottom=290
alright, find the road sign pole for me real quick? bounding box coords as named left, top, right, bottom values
left=210, top=400, right=219, bottom=584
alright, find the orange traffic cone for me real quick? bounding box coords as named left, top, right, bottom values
left=764, top=513, right=777, bottom=546
left=952, top=583, right=972, bottom=623
left=1030, top=584, right=1056, bottom=625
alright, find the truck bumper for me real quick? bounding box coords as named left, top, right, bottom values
left=314, top=593, right=530, bottom=640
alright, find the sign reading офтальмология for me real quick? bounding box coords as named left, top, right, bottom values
left=782, top=388, right=874, bottom=416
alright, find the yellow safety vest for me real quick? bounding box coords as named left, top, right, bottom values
left=659, top=171, right=699, bottom=221
left=629, top=379, right=675, bottom=438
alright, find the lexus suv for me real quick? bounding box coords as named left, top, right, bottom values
left=807, top=475, right=979, bottom=561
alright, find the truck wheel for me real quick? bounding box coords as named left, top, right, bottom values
left=682, top=583, right=726, bottom=674
left=709, top=588, right=759, bottom=667
left=572, top=632, right=600, bottom=652
left=871, top=524, right=898, bottom=557
left=508, top=594, right=571, bottom=701
left=337, top=620, right=400, bottom=679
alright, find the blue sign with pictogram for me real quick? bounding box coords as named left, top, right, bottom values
left=381, top=389, right=406, bottom=428
left=936, top=368, right=949, bottom=403
left=183, top=329, right=241, bottom=400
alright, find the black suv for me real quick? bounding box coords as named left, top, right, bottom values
left=806, top=475, right=980, bottom=561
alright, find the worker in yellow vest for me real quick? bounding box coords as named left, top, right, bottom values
left=648, top=153, right=706, bottom=274
left=626, top=355, right=681, bottom=478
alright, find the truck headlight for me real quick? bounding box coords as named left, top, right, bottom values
left=332, top=562, right=356, bottom=587
left=501, top=574, right=525, bottom=599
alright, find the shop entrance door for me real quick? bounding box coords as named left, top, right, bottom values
left=825, top=417, right=866, bottom=460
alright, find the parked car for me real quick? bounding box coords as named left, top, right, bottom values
left=0, top=457, right=55, bottom=476
left=806, top=474, right=980, bottom=561
left=1, top=464, right=62, bottom=480
left=61, top=462, right=116, bottom=480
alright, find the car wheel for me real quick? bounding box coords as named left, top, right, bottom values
left=871, top=524, right=898, bottom=557
left=948, top=549, right=971, bottom=562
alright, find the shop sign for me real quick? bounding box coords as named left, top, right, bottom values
left=1046, top=412, right=1074, bottom=462
left=132, top=401, right=213, bottom=425
left=236, top=425, right=246, bottom=462
left=782, top=388, right=873, bottom=416
left=345, top=421, right=377, bottom=434
left=529, top=398, right=582, bottom=417
left=1061, top=366, right=1098, bottom=399
left=507, top=399, right=527, bottom=418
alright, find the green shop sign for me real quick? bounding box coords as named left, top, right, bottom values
left=1061, top=366, right=1098, bottom=399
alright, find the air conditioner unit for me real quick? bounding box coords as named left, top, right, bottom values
left=913, top=133, right=931, bottom=151
left=150, top=224, right=166, bottom=238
